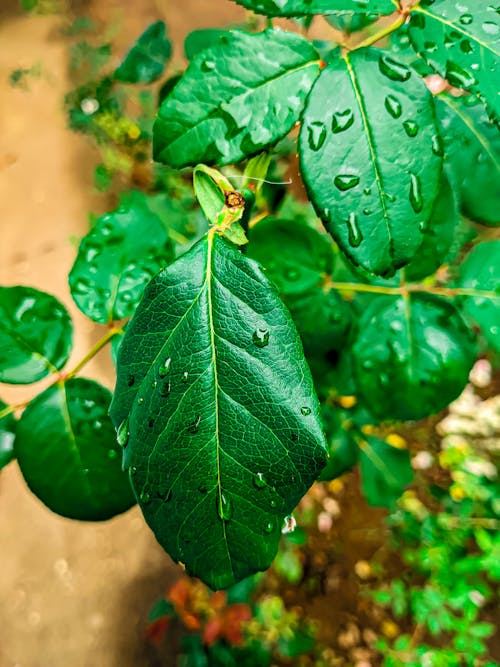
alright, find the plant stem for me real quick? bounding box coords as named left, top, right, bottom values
left=0, top=402, right=29, bottom=421
left=326, top=279, right=499, bottom=300
left=353, top=13, right=406, bottom=50
left=64, top=327, right=123, bottom=381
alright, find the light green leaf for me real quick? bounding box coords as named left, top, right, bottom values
left=69, top=192, right=174, bottom=324
left=0, top=401, right=16, bottom=470
left=299, top=47, right=442, bottom=277
left=184, top=29, right=229, bottom=60
left=114, top=21, right=172, bottom=84
left=436, top=94, right=500, bottom=227
left=153, top=29, right=320, bottom=168
left=360, top=436, right=413, bottom=507
left=352, top=295, right=477, bottom=421
left=458, top=241, right=500, bottom=353
left=229, top=0, right=396, bottom=17
left=110, top=233, right=327, bottom=589
left=408, top=1, right=500, bottom=117
left=0, top=286, right=73, bottom=384
left=15, top=378, right=135, bottom=520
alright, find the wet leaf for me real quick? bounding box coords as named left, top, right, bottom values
left=15, top=378, right=135, bottom=520
left=110, top=233, right=327, bottom=589
left=458, top=241, right=500, bottom=353
left=153, top=29, right=320, bottom=168
left=360, top=436, right=413, bottom=507
left=436, top=94, right=500, bottom=227
left=184, top=29, right=229, bottom=60
left=352, top=295, right=477, bottom=421
left=0, top=401, right=16, bottom=470
left=408, top=0, right=500, bottom=117
left=299, top=47, right=442, bottom=277
left=69, top=192, right=174, bottom=324
left=114, top=21, right=172, bottom=84
left=0, top=286, right=73, bottom=384
left=229, top=0, right=395, bottom=17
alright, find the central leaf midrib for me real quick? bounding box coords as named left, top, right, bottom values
left=0, top=317, right=56, bottom=374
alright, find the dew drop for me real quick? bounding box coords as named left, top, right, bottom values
left=140, top=488, right=151, bottom=504
left=291, top=433, right=299, bottom=443
left=129, top=466, right=137, bottom=476
left=117, top=418, right=129, bottom=448
left=159, top=357, right=172, bottom=378
left=403, top=120, right=419, bottom=137
left=431, top=135, right=444, bottom=157
left=253, top=325, right=270, bottom=348
left=459, top=13, right=473, bottom=25
left=270, top=498, right=278, bottom=509
left=187, top=415, right=201, bottom=434
left=217, top=493, right=233, bottom=521
left=482, top=21, right=499, bottom=35
left=253, top=472, right=267, bottom=489
left=445, top=62, right=476, bottom=88
left=281, top=515, right=297, bottom=534
left=347, top=212, right=363, bottom=247
left=363, top=187, right=372, bottom=196
left=151, top=380, right=158, bottom=389
left=161, top=380, right=171, bottom=397
left=378, top=54, right=411, bottom=82
left=201, top=60, right=216, bottom=72
left=107, top=449, right=118, bottom=460
left=384, top=94, right=402, bottom=118
left=307, top=121, right=327, bottom=151
left=334, top=174, right=360, bottom=191
left=137, top=397, right=144, bottom=406
left=409, top=172, right=423, bottom=213
left=182, top=371, right=189, bottom=383
left=331, top=108, right=354, bottom=134
left=264, top=520, right=274, bottom=534
left=127, top=374, right=135, bottom=387
left=363, top=208, right=372, bottom=216
left=301, top=406, right=311, bottom=416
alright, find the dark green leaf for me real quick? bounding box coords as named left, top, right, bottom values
left=436, top=94, right=500, bottom=227
left=458, top=241, right=500, bottom=353
left=69, top=192, right=174, bottom=324
left=318, top=408, right=358, bottom=482
left=325, top=12, right=380, bottom=34
left=184, top=29, right=229, bottom=60
left=20, top=0, right=38, bottom=9
left=153, top=29, right=320, bottom=168
left=0, top=286, right=73, bottom=384
left=114, top=21, right=172, bottom=84
left=0, top=401, right=16, bottom=470
left=360, top=436, right=413, bottom=507
left=110, top=233, right=327, bottom=589
left=15, top=378, right=135, bottom=520
left=408, top=1, right=500, bottom=117
left=299, top=47, right=442, bottom=277
left=247, top=217, right=334, bottom=296
left=229, top=0, right=395, bottom=17
left=352, top=294, right=477, bottom=421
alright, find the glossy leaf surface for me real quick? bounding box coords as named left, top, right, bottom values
left=0, top=401, right=16, bottom=470
left=69, top=193, right=174, bottom=324
left=230, top=0, right=396, bottom=17
left=110, top=234, right=327, bottom=589
left=114, top=21, right=172, bottom=83
left=408, top=1, right=500, bottom=117
left=299, top=48, right=442, bottom=277
left=352, top=295, right=477, bottom=421
left=436, top=94, right=500, bottom=227
left=458, top=241, right=500, bottom=353
left=153, top=30, right=320, bottom=168
left=15, top=378, right=135, bottom=520
left=184, top=29, right=229, bottom=60
left=0, top=286, right=72, bottom=384
left=360, top=437, right=413, bottom=508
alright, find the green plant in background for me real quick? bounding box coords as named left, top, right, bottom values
left=3, top=0, right=499, bottom=616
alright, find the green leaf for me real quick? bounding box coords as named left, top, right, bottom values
left=110, top=233, right=327, bottom=589
left=15, top=378, right=135, bottom=520
left=458, top=241, right=500, bottom=353
left=299, top=47, right=442, bottom=277
left=184, top=29, right=229, bottom=60
left=318, top=408, right=359, bottom=482
left=0, top=402, right=16, bottom=470
left=0, top=286, right=73, bottom=384
left=247, top=217, right=334, bottom=296
left=153, top=29, right=320, bottom=168
left=325, top=12, right=380, bottom=34
left=408, top=1, right=500, bottom=117
left=114, top=21, right=171, bottom=84
left=229, top=0, right=396, bottom=17
left=359, top=436, right=413, bottom=507
left=69, top=193, right=174, bottom=324
left=404, top=173, right=458, bottom=281
left=436, top=94, right=500, bottom=227
left=352, top=294, right=477, bottom=421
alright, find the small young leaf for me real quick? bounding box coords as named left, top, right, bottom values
left=352, top=295, right=477, bottom=421
left=360, top=436, right=413, bottom=507
left=247, top=217, right=334, bottom=296
left=110, top=233, right=327, bottom=589
left=458, top=241, right=500, bottom=353
left=184, top=29, right=229, bottom=60
left=15, top=378, right=135, bottom=520
left=408, top=1, right=500, bottom=117
left=229, top=0, right=395, bottom=17
left=114, top=21, right=172, bottom=84
left=69, top=192, right=174, bottom=324
left=0, top=286, right=73, bottom=384
left=436, top=94, right=500, bottom=227
left=0, top=401, right=16, bottom=470
left=153, top=29, right=320, bottom=168
left=299, top=47, right=442, bottom=277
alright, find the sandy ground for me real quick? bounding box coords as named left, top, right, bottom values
left=0, top=2, right=244, bottom=666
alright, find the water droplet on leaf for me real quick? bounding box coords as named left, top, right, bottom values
left=334, top=174, right=360, bottom=191
left=217, top=493, right=233, bottom=521
left=253, top=472, right=267, bottom=489
left=159, top=358, right=172, bottom=378
left=384, top=95, right=402, bottom=118
left=253, top=325, right=270, bottom=348
left=347, top=212, right=363, bottom=247
left=403, top=120, right=419, bottom=137
left=301, top=406, right=311, bottom=416
left=331, top=109, right=354, bottom=134
left=378, top=55, right=411, bottom=82
left=307, top=122, right=327, bottom=151
left=117, top=418, right=129, bottom=447
left=409, top=172, right=423, bottom=213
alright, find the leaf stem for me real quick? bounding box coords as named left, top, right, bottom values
left=353, top=13, right=406, bottom=50
left=326, top=279, right=499, bottom=300
left=64, top=327, right=123, bottom=381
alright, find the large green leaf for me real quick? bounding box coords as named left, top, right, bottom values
left=299, top=47, right=442, bottom=277
left=247, top=217, right=334, bottom=296
left=352, top=294, right=477, bottom=421
left=0, top=401, right=16, bottom=470
left=458, top=241, right=500, bottom=354
left=436, top=94, right=500, bottom=227
left=229, top=0, right=396, bottom=17
left=0, top=286, right=73, bottom=384
left=15, top=378, right=135, bottom=520
left=69, top=193, right=174, bottom=324
left=114, top=21, right=172, bottom=84
left=110, top=233, right=327, bottom=589
left=153, top=29, right=320, bottom=168
left=359, top=436, right=413, bottom=508
left=408, top=1, right=500, bottom=117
